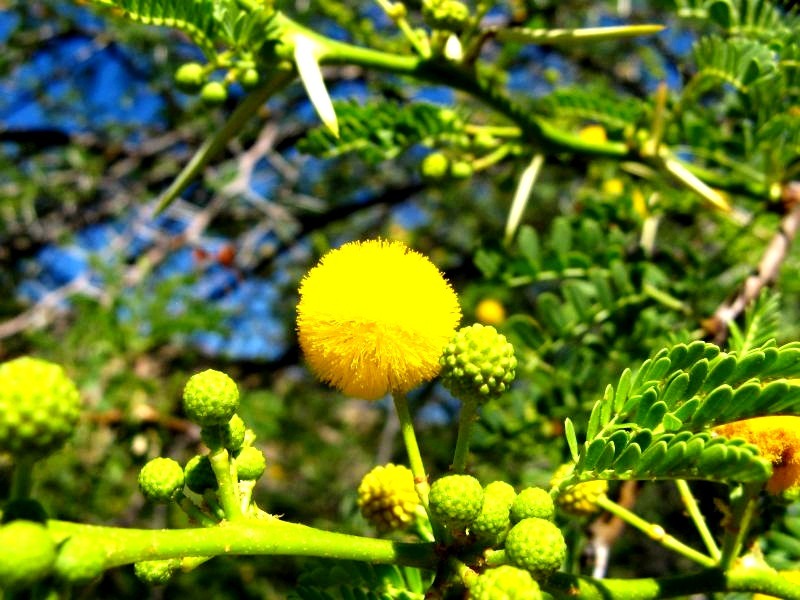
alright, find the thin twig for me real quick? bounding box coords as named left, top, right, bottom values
left=708, top=182, right=800, bottom=342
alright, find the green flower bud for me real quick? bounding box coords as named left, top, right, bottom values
left=54, top=537, right=106, bottom=583
left=0, top=357, right=81, bottom=457
left=470, top=565, right=541, bottom=600
left=421, top=152, right=450, bottom=180
left=510, top=487, right=554, bottom=523
left=184, top=455, right=218, bottom=494
left=200, top=81, right=228, bottom=106
left=440, top=324, right=517, bottom=403
left=357, top=464, right=420, bottom=532
left=182, top=370, right=239, bottom=426
left=450, top=160, right=473, bottom=179
left=134, top=558, right=180, bottom=585
left=240, top=68, right=260, bottom=89
left=2, top=498, right=48, bottom=524
left=201, top=414, right=246, bottom=452
left=429, top=474, right=483, bottom=529
left=550, top=464, right=608, bottom=516
left=174, top=62, right=206, bottom=94
left=0, top=520, right=56, bottom=589
left=235, top=446, right=266, bottom=481
left=138, top=457, right=185, bottom=502
left=471, top=481, right=516, bottom=545
left=422, top=0, right=470, bottom=32
left=505, top=518, right=566, bottom=579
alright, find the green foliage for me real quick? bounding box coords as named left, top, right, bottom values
left=291, top=562, right=428, bottom=600
left=560, top=338, right=800, bottom=489
left=297, top=101, right=466, bottom=165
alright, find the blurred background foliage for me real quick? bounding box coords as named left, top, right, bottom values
left=3, top=0, right=800, bottom=596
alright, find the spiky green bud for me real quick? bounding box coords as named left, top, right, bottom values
left=202, top=414, right=246, bottom=452
left=440, top=324, right=517, bottom=403
left=0, top=520, right=56, bottom=589
left=505, top=518, right=566, bottom=579
left=422, top=0, right=470, bottom=32
left=184, top=455, right=218, bottom=493
left=53, top=537, right=106, bottom=583
left=182, top=370, right=239, bottom=427
left=357, top=464, right=420, bottom=532
left=235, top=446, right=267, bottom=481
left=138, top=457, right=185, bottom=502
left=0, top=357, right=81, bottom=457
left=200, top=81, right=228, bottom=106
left=471, top=481, right=516, bottom=544
left=174, top=62, right=206, bottom=93
left=134, top=558, right=180, bottom=585
left=470, top=565, right=541, bottom=600
left=550, top=464, right=608, bottom=516
left=429, top=474, right=483, bottom=528
left=510, top=487, right=554, bottom=523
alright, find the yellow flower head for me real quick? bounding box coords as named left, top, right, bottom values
left=357, top=463, right=421, bottom=531
left=297, top=239, right=461, bottom=400
left=713, top=416, right=800, bottom=494
left=578, top=124, right=608, bottom=145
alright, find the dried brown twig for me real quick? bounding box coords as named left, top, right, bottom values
left=706, top=182, right=800, bottom=343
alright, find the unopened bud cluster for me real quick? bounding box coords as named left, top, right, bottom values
left=440, top=324, right=517, bottom=403
left=424, top=474, right=565, bottom=598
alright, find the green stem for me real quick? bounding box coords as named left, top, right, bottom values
left=675, top=480, right=721, bottom=562
left=451, top=399, right=478, bottom=473
left=208, top=448, right=242, bottom=522
left=280, top=14, right=630, bottom=159
left=176, top=492, right=217, bottom=527
left=10, top=456, right=36, bottom=500
left=47, top=519, right=437, bottom=570
left=546, top=568, right=800, bottom=600
left=154, top=69, right=294, bottom=214
left=719, top=487, right=759, bottom=570
left=596, top=496, right=715, bottom=568
left=392, top=393, right=430, bottom=509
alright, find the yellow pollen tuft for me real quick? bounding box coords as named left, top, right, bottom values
left=296, top=239, right=462, bottom=400
left=713, top=416, right=800, bottom=494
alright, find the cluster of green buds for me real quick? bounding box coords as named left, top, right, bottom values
left=420, top=152, right=474, bottom=181
left=421, top=0, right=470, bottom=33
left=425, top=474, right=566, bottom=598
left=174, top=60, right=262, bottom=106
left=0, top=356, right=110, bottom=589
left=134, top=369, right=269, bottom=584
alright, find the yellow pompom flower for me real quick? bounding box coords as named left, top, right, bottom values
left=713, top=416, right=800, bottom=494
left=357, top=464, right=421, bottom=531
left=297, top=239, right=462, bottom=400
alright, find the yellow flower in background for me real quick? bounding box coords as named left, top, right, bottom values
left=476, top=298, right=506, bottom=326
left=578, top=124, right=608, bottom=145
left=297, top=239, right=461, bottom=400
left=713, top=416, right=800, bottom=494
